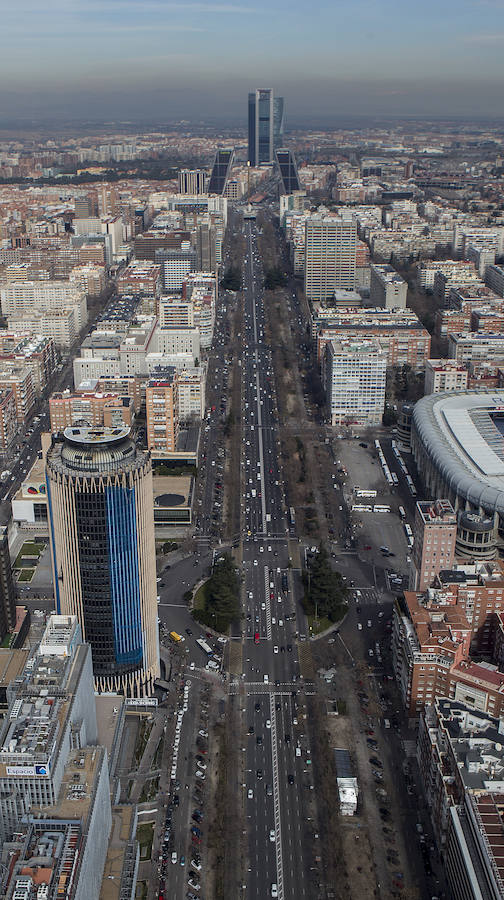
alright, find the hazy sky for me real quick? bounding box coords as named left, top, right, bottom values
left=1, top=0, right=504, bottom=122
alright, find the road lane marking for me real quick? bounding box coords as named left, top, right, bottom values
left=270, top=693, right=284, bottom=900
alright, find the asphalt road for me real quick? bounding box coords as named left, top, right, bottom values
left=240, top=220, right=311, bottom=900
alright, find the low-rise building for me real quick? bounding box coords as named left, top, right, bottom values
left=424, top=359, right=468, bottom=395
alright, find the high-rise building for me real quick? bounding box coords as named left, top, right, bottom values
left=370, top=264, right=408, bottom=309
left=248, top=89, right=284, bottom=166
left=411, top=499, right=457, bottom=591
left=304, top=213, right=357, bottom=300
left=275, top=148, right=301, bottom=194
left=46, top=426, right=159, bottom=696
left=178, top=169, right=208, bottom=195
left=146, top=370, right=177, bottom=456
left=208, top=148, right=235, bottom=195
left=0, top=526, right=16, bottom=643
left=324, top=338, right=386, bottom=427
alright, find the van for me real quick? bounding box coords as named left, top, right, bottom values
left=263, top=674, right=269, bottom=683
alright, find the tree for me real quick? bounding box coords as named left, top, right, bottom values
left=193, top=552, right=240, bottom=632
left=302, top=543, right=348, bottom=622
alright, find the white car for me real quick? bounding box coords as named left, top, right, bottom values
left=199, top=729, right=208, bottom=738
left=266, top=719, right=271, bottom=729
left=171, top=851, right=178, bottom=864
left=273, top=646, right=279, bottom=654
left=195, top=770, right=206, bottom=779
left=269, top=829, right=275, bottom=842
left=248, top=788, right=254, bottom=799
left=271, top=885, right=278, bottom=898
left=261, top=602, right=266, bottom=610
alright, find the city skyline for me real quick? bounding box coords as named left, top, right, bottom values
left=2, top=0, right=504, bottom=121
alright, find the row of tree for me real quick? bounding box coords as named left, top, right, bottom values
left=220, top=265, right=242, bottom=291
left=194, top=552, right=240, bottom=632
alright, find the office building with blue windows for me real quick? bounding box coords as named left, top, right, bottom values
left=46, top=426, right=159, bottom=696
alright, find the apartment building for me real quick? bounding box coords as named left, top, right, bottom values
left=6, top=308, right=78, bottom=349
left=370, top=264, right=407, bottom=309
left=146, top=369, right=177, bottom=455
left=424, top=360, right=468, bottom=395
left=176, top=368, right=206, bottom=421
left=1, top=280, right=87, bottom=331
left=116, top=261, right=161, bottom=295
left=486, top=264, right=504, bottom=298
left=324, top=338, right=386, bottom=427
left=448, top=332, right=504, bottom=363
left=0, top=363, right=35, bottom=423
left=69, top=262, right=106, bottom=295
left=304, top=213, right=357, bottom=301
left=418, top=260, right=478, bottom=291
left=411, top=499, right=457, bottom=591
left=315, top=309, right=431, bottom=371
left=49, top=390, right=133, bottom=431
left=0, top=389, right=17, bottom=453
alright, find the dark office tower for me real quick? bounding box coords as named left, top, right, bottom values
left=46, top=426, right=160, bottom=697
left=248, top=89, right=284, bottom=166
left=275, top=148, right=301, bottom=194
left=208, top=148, right=235, bottom=195
left=74, top=192, right=98, bottom=218
left=0, top=526, right=16, bottom=641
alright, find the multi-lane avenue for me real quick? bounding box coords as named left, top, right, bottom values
left=240, top=219, right=311, bottom=900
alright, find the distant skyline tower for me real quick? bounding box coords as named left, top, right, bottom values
left=46, top=425, right=159, bottom=696
left=248, top=89, right=284, bottom=166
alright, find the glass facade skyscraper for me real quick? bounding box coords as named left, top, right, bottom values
left=248, top=89, right=284, bottom=166
left=46, top=426, right=159, bottom=697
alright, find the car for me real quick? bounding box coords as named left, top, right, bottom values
left=273, top=645, right=279, bottom=654
left=265, top=719, right=271, bottom=729
left=198, top=730, right=208, bottom=738
left=370, top=757, right=383, bottom=768
left=195, top=770, right=205, bottom=779
left=271, top=884, right=278, bottom=898
left=357, top=623, right=362, bottom=630
left=191, top=825, right=202, bottom=836
left=255, top=702, right=261, bottom=712
left=188, top=879, right=200, bottom=891
left=186, top=628, right=193, bottom=635
left=256, top=769, right=263, bottom=779
left=261, top=602, right=266, bottom=610
left=180, top=854, right=185, bottom=866
left=288, top=774, right=294, bottom=784
left=256, top=735, right=263, bottom=745
left=269, top=829, right=275, bottom=842
left=248, top=788, right=254, bottom=799
left=248, top=725, right=254, bottom=735
left=287, top=644, right=292, bottom=652
left=171, top=852, right=178, bottom=864
left=191, top=859, right=202, bottom=871
left=284, top=733, right=291, bottom=743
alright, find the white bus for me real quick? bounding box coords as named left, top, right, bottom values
left=398, top=506, right=406, bottom=520
left=373, top=504, right=391, bottom=513
left=196, top=638, right=213, bottom=657
left=351, top=504, right=373, bottom=513
left=355, top=489, right=377, bottom=498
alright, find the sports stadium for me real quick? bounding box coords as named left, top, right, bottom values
left=411, top=390, right=504, bottom=535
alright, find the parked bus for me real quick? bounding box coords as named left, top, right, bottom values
left=398, top=506, right=406, bottom=520
left=196, top=638, right=213, bottom=657
left=351, top=504, right=373, bottom=513
left=373, top=505, right=391, bottom=513
left=355, top=489, right=377, bottom=498
left=391, top=473, right=399, bottom=485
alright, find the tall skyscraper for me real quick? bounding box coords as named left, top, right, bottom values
left=248, top=89, right=284, bottom=166
left=46, top=426, right=159, bottom=696
left=304, top=213, right=357, bottom=301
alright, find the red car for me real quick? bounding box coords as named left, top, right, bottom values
left=254, top=632, right=260, bottom=644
